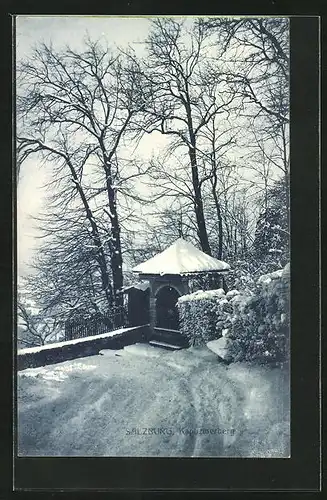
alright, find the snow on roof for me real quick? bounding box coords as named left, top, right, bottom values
left=121, top=281, right=150, bottom=293
left=132, top=238, right=230, bottom=276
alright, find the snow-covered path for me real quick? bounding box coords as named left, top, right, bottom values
left=17, top=344, right=290, bottom=457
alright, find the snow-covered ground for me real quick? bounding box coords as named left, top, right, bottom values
left=17, top=344, right=290, bottom=457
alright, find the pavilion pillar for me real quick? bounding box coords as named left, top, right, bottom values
left=148, top=279, right=156, bottom=333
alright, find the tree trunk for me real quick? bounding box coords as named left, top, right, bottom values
left=184, top=92, right=211, bottom=255
left=188, top=147, right=211, bottom=255
left=105, top=162, right=124, bottom=327
left=211, top=175, right=227, bottom=292
left=69, top=161, right=113, bottom=309
left=284, top=172, right=290, bottom=230
left=211, top=170, right=223, bottom=260
left=234, top=228, right=237, bottom=257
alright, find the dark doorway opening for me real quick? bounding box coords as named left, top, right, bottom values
left=155, top=286, right=180, bottom=331
left=128, top=288, right=150, bottom=327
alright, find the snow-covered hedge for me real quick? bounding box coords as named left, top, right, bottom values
left=225, top=266, right=290, bottom=364
left=178, top=264, right=289, bottom=362
left=177, top=288, right=239, bottom=346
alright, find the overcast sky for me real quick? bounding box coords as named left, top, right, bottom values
left=16, top=16, right=151, bottom=58
left=16, top=16, right=158, bottom=276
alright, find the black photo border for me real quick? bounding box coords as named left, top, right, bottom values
left=0, top=4, right=321, bottom=495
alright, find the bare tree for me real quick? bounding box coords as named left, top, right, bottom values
left=200, top=17, right=289, bottom=200
left=195, top=111, right=240, bottom=260
left=17, top=289, right=63, bottom=347
left=134, top=19, right=239, bottom=255
left=17, top=40, right=147, bottom=326
left=199, top=17, right=290, bottom=250
left=199, top=17, right=289, bottom=123
left=28, top=217, right=111, bottom=321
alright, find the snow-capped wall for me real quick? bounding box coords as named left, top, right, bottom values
left=17, top=325, right=150, bottom=370
left=178, top=288, right=227, bottom=303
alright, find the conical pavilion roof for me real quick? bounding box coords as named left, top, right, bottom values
left=132, top=238, right=230, bottom=276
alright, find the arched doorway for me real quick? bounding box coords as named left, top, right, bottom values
left=155, top=286, right=180, bottom=331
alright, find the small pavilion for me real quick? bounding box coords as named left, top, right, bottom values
left=125, top=238, right=230, bottom=346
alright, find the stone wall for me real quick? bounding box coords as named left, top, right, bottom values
left=17, top=325, right=150, bottom=371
